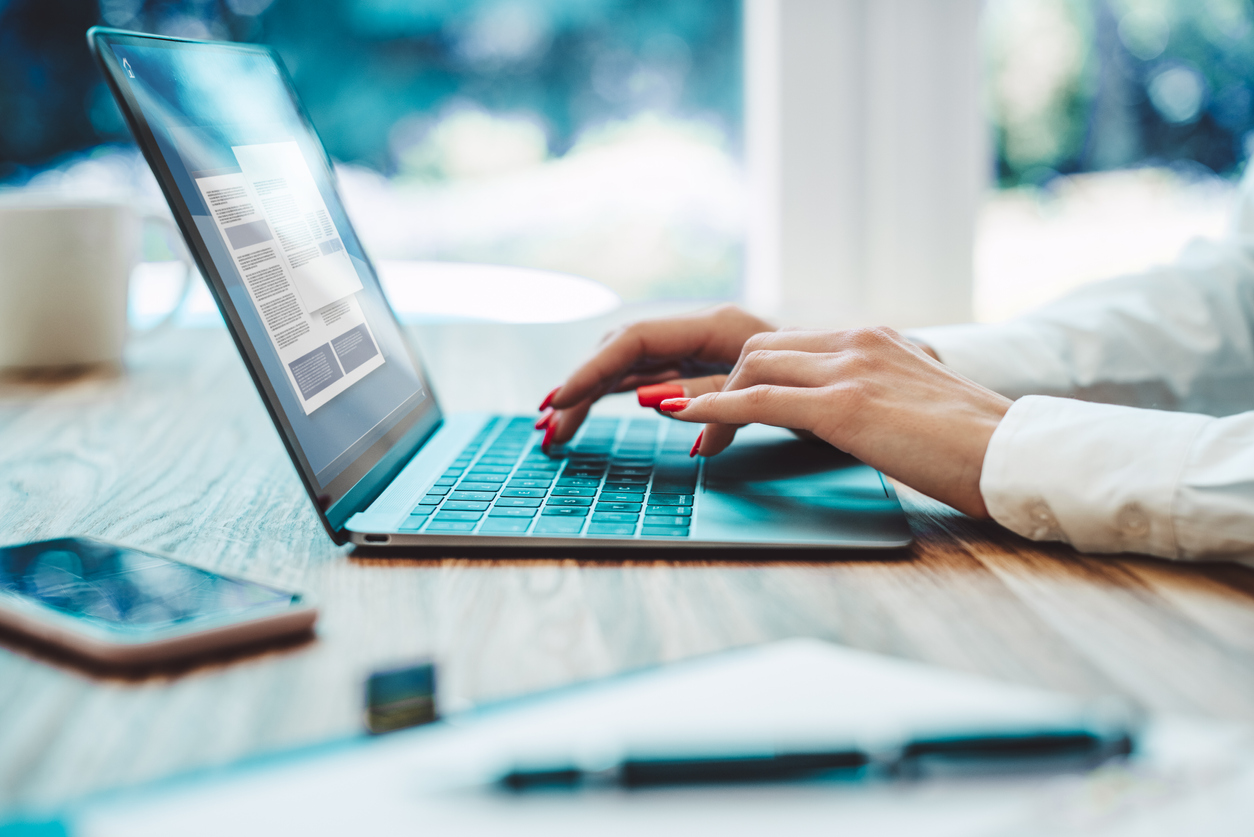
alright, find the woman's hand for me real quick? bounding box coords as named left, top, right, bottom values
left=656, top=327, right=1011, bottom=518
left=536, top=304, right=775, bottom=445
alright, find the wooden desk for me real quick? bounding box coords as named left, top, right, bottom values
left=4, top=322, right=1254, bottom=813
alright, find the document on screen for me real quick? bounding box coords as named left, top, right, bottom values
left=194, top=140, right=384, bottom=414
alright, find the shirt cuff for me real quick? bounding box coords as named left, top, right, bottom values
left=906, top=323, right=1074, bottom=399
left=980, top=395, right=1210, bottom=559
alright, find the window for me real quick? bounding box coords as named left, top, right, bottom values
left=980, top=0, right=1248, bottom=321
left=1, top=0, right=745, bottom=306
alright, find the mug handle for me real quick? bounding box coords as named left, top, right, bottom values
left=132, top=209, right=195, bottom=336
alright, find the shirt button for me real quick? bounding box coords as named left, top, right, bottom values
left=1117, top=504, right=1150, bottom=538
left=1025, top=500, right=1059, bottom=540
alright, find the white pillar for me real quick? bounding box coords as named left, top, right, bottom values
left=745, top=0, right=987, bottom=328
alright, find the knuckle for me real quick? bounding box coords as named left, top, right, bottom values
left=745, top=385, right=772, bottom=409
left=743, top=348, right=772, bottom=371
left=844, top=327, right=881, bottom=350
left=742, top=331, right=773, bottom=354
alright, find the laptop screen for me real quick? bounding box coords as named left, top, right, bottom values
left=90, top=30, right=438, bottom=533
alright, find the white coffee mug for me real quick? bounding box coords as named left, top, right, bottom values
left=0, top=196, right=192, bottom=372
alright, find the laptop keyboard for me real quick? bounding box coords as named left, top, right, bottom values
left=398, top=416, right=701, bottom=538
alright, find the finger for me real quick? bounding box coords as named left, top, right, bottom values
left=617, top=370, right=684, bottom=392
left=659, top=385, right=825, bottom=444
left=721, top=350, right=840, bottom=393
left=548, top=399, right=593, bottom=447
left=551, top=313, right=740, bottom=409
left=693, top=351, right=838, bottom=453
left=721, top=327, right=913, bottom=386
left=636, top=375, right=728, bottom=409
left=694, top=421, right=742, bottom=456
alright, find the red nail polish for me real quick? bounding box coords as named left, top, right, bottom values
left=539, top=386, right=560, bottom=411
left=541, top=420, right=557, bottom=450
left=637, top=383, right=685, bottom=409
left=658, top=398, right=690, bottom=413
left=689, top=431, right=704, bottom=458
left=535, top=407, right=555, bottom=430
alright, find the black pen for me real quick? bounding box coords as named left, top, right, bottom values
left=499, top=726, right=1136, bottom=791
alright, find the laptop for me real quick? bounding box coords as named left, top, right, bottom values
left=88, top=27, right=913, bottom=553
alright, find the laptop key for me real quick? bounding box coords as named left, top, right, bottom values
left=606, top=474, right=648, bottom=484
left=542, top=506, right=589, bottom=516
left=547, top=496, right=592, bottom=507
left=407, top=506, right=435, bottom=517
left=644, top=515, right=690, bottom=526
left=558, top=478, right=601, bottom=488
left=433, top=477, right=458, bottom=486
left=449, top=491, right=496, bottom=502
left=417, top=494, right=443, bottom=505
left=512, top=471, right=556, bottom=480
left=647, top=494, right=694, bottom=506
left=604, top=483, right=646, bottom=493
left=457, top=482, right=501, bottom=493
left=489, top=507, right=537, bottom=518
left=587, top=523, right=637, bottom=536
left=443, top=501, right=489, bottom=511
left=423, top=485, right=451, bottom=496
left=596, top=502, right=641, bottom=513
left=425, top=520, right=477, bottom=532
left=508, top=479, right=552, bottom=489
left=600, top=492, right=643, bottom=503
left=494, top=497, right=542, bottom=507
left=464, top=473, right=507, bottom=483
left=480, top=518, right=531, bottom=533
left=646, top=504, right=691, bottom=516
left=592, top=512, right=639, bottom=523
left=502, top=487, right=546, bottom=498
left=469, top=464, right=513, bottom=473
left=551, top=486, right=596, bottom=497
left=435, top=511, right=483, bottom=522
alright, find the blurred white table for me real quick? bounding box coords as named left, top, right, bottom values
left=130, top=260, right=621, bottom=328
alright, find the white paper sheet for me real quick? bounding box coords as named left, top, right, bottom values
left=69, top=640, right=1254, bottom=837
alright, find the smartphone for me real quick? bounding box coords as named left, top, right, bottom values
left=0, top=537, right=317, bottom=666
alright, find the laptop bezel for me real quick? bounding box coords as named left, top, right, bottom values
left=86, top=26, right=443, bottom=545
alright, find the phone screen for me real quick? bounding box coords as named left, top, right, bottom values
left=0, top=538, right=300, bottom=637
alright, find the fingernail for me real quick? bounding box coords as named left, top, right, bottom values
left=539, top=386, right=560, bottom=411
left=535, top=407, right=555, bottom=430
left=689, top=431, right=704, bottom=458
left=541, top=420, right=557, bottom=450
left=637, top=383, right=685, bottom=409
left=658, top=398, right=690, bottom=413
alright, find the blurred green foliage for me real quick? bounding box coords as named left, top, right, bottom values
left=988, top=0, right=1254, bottom=185
left=0, top=0, right=741, bottom=179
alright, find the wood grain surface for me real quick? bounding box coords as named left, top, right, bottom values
left=3, top=320, right=1254, bottom=814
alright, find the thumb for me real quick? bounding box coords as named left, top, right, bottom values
left=659, top=385, right=821, bottom=455
left=636, top=375, right=727, bottom=409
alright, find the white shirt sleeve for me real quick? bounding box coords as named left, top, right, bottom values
left=983, top=395, right=1254, bottom=562
left=909, top=237, right=1254, bottom=415
left=902, top=170, right=1254, bottom=562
